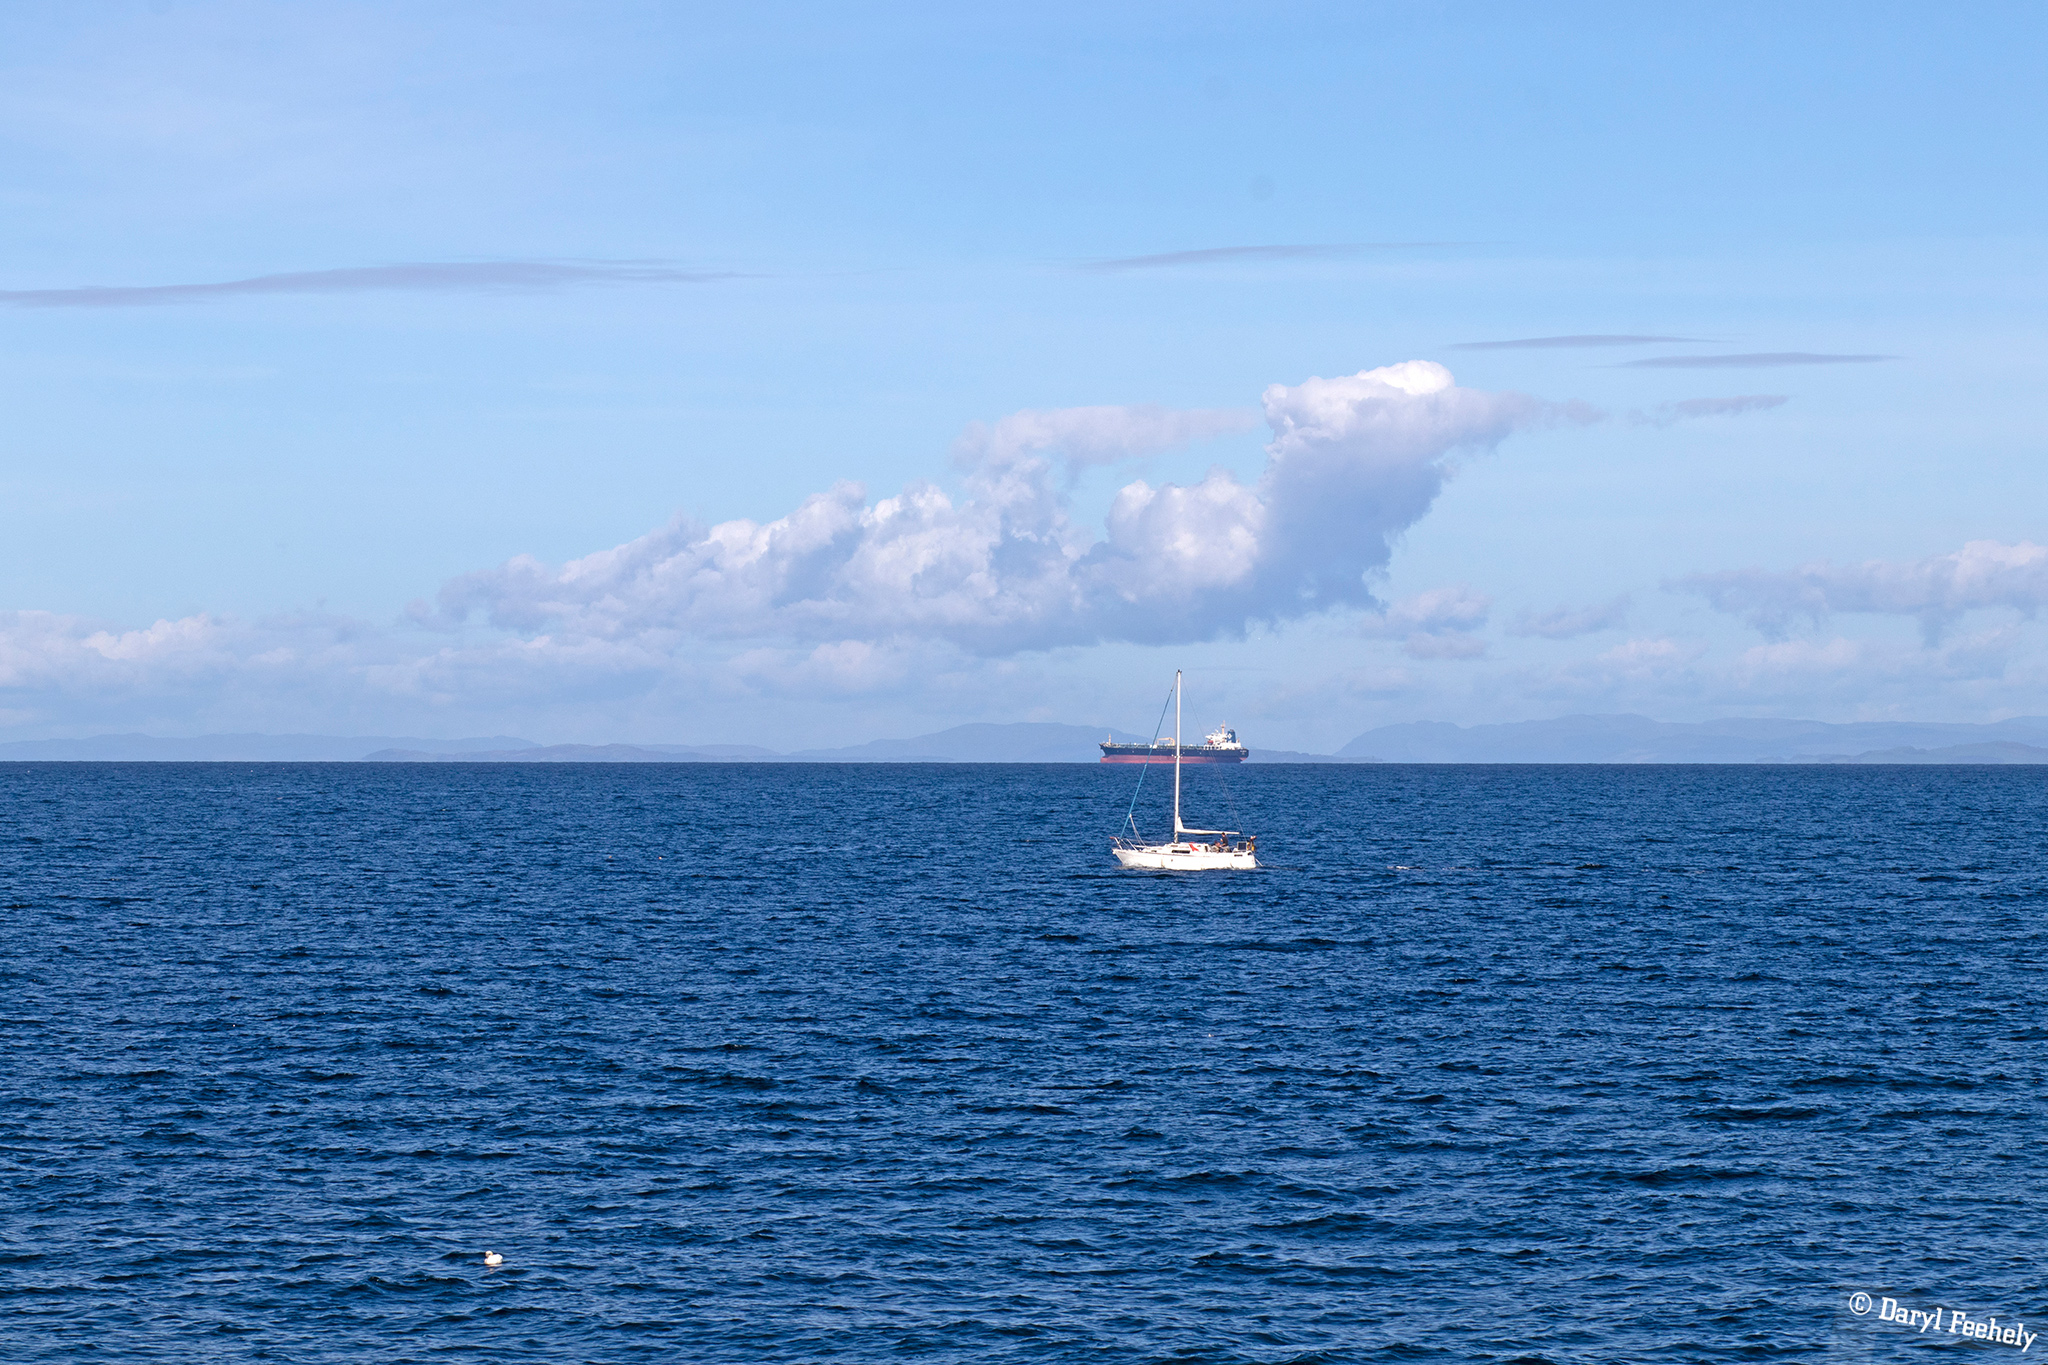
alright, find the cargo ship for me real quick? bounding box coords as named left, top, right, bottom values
left=1100, top=722, right=1248, bottom=764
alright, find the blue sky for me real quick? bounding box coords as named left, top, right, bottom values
left=3, top=1, right=2046, bottom=748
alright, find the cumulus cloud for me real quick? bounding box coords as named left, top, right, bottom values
left=1365, top=585, right=1492, bottom=635
left=1361, top=585, right=1492, bottom=659
left=1630, top=395, right=1787, bottom=427
left=433, top=360, right=1561, bottom=657
left=1620, top=352, right=1894, bottom=369
left=0, top=260, right=732, bottom=308
left=1675, top=540, right=2048, bottom=643
left=0, top=363, right=1582, bottom=732
left=949, top=403, right=1256, bottom=478
left=1510, top=595, right=1630, bottom=638
left=0, top=610, right=228, bottom=690
left=0, top=607, right=395, bottom=727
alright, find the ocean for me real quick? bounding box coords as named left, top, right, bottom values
left=3, top=761, right=2043, bottom=1362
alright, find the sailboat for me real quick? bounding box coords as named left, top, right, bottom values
left=1111, top=671, right=1258, bottom=870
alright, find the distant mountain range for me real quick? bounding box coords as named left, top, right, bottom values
left=1334, top=714, right=2048, bottom=764
left=6, top=715, right=2048, bottom=764
left=0, top=724, right=1149, bottom=764
left=0, top=732, right=538, bottom=761
left=363, top=724, right=1151, bottom=764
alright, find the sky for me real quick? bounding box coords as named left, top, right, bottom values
left=3, top=0, right=2046, bottom=750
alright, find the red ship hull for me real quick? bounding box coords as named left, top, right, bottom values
left=1099, top=751, right=1246, bottom=764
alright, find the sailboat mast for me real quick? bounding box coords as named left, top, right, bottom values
left=1173, top=669, right=1182, bottom=838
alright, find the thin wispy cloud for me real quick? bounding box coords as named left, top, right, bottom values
left=1077, top=243, right=1453, bottom=272
left=0, top=261, right=736, bottom=308
left=1510, top=595, right=1631, bottom=639
left=1360, top=585, right=1493, bottom=660
left=950, top=404, right=1257, bottom=480
left=1451, top=334, right=1706, bottom=350
left=1630, top=394, right=1788, bottom=427
left=1620, top=352, right=1895, bottom=369
left=1672, top=540, right=2048, bottom=644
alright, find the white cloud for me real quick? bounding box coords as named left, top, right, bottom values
left=435, top=361, right=1555, bottom=657
left=0, top=607, right=403, bottom=729
left=950, top=403, right=1255, bottom=478
left=1402, top=632, right=1488, bottom=660
left=1675, top=540, right=2048, bottom=642
left=0, top=610, right=245, bottom=692
left=1589, top=636, right=1707, bottom=679
left=727, top=640, right=917, bottom=697
left=1510, top=595, right=1630, bottom=639
left=1262, top=619, right=2048, bottom=734
left=0, top=362, right=1571, bottom=735
left=1731, top=636, right=1868, bottom=684
left=1721, top=628, right=2030, bottom=702
left=1629, top=394, right=1787, bottom=427
left=1365, top=585, right=1492, bottom=635
left=1361, top=584, right=1492, bottom=659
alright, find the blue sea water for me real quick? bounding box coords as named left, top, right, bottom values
left=2, top=762, right=2045, bottom=1363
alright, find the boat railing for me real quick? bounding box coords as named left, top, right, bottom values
left=1111, top=832, right=1255, bottom=852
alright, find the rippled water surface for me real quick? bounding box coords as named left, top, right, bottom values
left=3, top=762, right=2046, bottom=1362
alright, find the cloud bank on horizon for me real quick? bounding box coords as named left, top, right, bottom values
left=0, top=360, right=1593, bottom=729
left=1, top=357, right=2038, bottom=741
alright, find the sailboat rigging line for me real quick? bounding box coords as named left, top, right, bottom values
left=1207, top=759, right=1245, bottom=832
left=1119, top=682, right=1178, bottom=841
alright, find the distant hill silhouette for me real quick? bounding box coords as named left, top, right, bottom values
left=365, top=744, right=697, bottom=763
left=1336, top=714, right=2048, bottom=763
left=13, top=716, right=2048, bottom=764
left=1790, top=741, right=2048, bottom=765
left=783, top=723, right=1146, bottom=763
left=0, top=733, right=536, bottom=761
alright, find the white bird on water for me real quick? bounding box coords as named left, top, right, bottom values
left=483, top=1251, right=503, bottom=1268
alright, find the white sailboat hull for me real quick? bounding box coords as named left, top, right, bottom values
left=1112, top=843, right=1257, bottom=871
